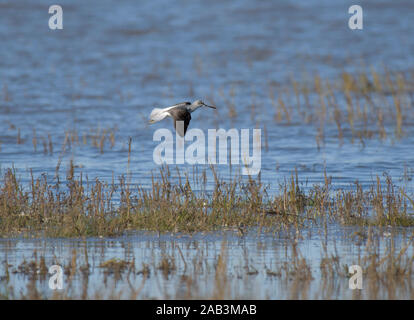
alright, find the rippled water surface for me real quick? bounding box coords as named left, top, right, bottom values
left=1, top=0, right=414, bottom=189
left=1, top=0, right=414, bottom=299
left=2, top=227, right=413, bottom=299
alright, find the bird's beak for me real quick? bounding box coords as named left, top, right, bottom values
left=204, top=104, right=216, bottom=109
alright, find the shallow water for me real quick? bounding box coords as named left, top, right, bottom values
left=1, top=226, right=413, bottom=299
left=1, top=0, right=414, bottom=299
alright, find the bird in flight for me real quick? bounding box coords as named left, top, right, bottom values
left=149, top=100, right=216, bottom=137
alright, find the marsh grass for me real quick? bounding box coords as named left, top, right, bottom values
left=0, top=164, right=413, bottom=238
left=11, top=125, right=119, bottom=157
left=263, top=67, right=414, bottom=146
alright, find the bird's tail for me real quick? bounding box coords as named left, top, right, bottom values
left=149, top=108, right=169, bottom=123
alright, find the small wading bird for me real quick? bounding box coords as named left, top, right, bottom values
left=149, top=100, right=216, bottom=137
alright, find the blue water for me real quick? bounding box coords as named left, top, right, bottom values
left=1, top=227, right=412, bottom=299
left=0, top=0, right=414, bottom=299
left=1, top=0, right=414, bottom=192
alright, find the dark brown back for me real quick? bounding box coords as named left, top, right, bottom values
left=168, top=106, right=191, bottom=137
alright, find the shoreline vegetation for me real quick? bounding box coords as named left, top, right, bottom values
left=1, top=165, right=413, bottom=238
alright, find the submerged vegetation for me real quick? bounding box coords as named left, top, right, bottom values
left=0, top=165, right=413, bottom=238
left=219, top=66, right=414, bottom=145
left=1, top=230, right=413, bottom=299
left=2, top=67, right=414, bottom=155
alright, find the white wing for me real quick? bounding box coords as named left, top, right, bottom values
left=149, top=107, right=171, bottom=123
left=149, top=103, right=190, bottom=123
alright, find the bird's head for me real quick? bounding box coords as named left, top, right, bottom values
left=192, top=100, right=216, bottom=110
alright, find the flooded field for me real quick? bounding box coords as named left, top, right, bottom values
left=1, top=0, right=414, bottom=299
left=2, top=228, right=414, bottom=300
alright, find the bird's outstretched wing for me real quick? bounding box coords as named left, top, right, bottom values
left=149, top=108, right=170, bottom=123
left=169, top=107, right=191, bottom=137
left=149, top=102, right=190, bottom=123
left=170, top=102, right=191, bottom=109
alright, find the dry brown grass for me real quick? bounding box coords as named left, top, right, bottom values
left=0, top=164, right=413, bottom=238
